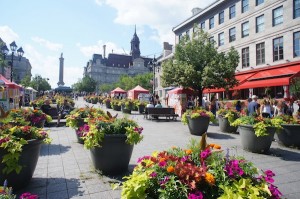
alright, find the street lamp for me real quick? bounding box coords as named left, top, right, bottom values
left=1, top=41, right=24, bottom=82
left=148, top=56, right=160, bottom=95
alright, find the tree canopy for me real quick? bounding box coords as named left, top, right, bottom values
left=72, top=76, right=97, bottom=93
left=290, top=77, right=300, bottom=99
left=161, top=29, right=239, bottom=100
left=30, top=75, right=51, bottom=91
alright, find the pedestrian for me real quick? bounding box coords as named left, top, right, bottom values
left=247, top=95, right=259, bottom=116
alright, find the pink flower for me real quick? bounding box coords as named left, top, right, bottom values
left=188, top=191, right=204, bottom=199
left=150, top=172, right=157, bottom=178
left=200, top=149, right=211, bottom=159
left=158, top=161, right=167, bottom=167
left=20, top=192, right=38, bottom=199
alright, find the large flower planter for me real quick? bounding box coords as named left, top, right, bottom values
left=113, top=105, right=121, bottom=111
left=105, top=101, right=111, bottom=109
left=218, top=115, right=238, bottom=133
left=31, top=119, right=46, bottom=128
left=239, top=125, right=275, bottom=153
left=138, top=105, right=145, bottom=114
left=90, top=134, right=134, bottom=175
left=276, top=124, right=300, bottom=148
left=0, top=139, right=42, bottom=190
left=187, top=116, right=210, bottom=136
left=122, top=108, right=131, bottom=114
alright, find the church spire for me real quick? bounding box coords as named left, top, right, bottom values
left=130, top=25, right=140, bottom=60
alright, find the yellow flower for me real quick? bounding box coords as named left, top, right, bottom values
left=205, top=172, right=215, bottom=185
left=152, top=151, right=159, bottom=158
left=185, top=149, right=192, bottom=155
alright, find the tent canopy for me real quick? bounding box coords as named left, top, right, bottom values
left=111, top=87, right=127, bottom=94
left=168, top=87, right=195, bottom=95
left=127, top=85, right=149, bottom=99
left=0, top=74, right=21, bottom=89
left=26, top=87, right=38, bottom=92
left=54, top=86, right=73, bottom=92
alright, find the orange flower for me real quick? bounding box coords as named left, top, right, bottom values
left=159, top=158, right=166, bottom=162
left=205, top=172, right=215, bottom=185
left=209, top=143, right=215, bottom=148
left=171, top=146, right=177, bottom=149
left=185, top=149, right=192, bottom=155
left=167, top=166, right=175, bottom=173
left=213, top=144, right=221, bottom=149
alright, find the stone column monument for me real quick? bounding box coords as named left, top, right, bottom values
left=57, top=53, right=65, bottom=86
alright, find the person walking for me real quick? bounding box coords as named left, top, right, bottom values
left=247, top=95, right=259, bottom=116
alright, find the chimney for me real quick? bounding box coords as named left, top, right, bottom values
left=103, top=45, right=106, bottom=58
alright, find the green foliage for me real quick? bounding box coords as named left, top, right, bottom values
left=217, top=108, right=240, bottom=124
left=182, top=108, right=216, bottom=125
left=161, top=28, right=239, bottom=96
left=72, top=76, right=97, bottom=92
left=30, top=75, right=51, bottom=91
left=290, top=77, right=300, bottom=99
left=20, top=75, right=31, bottom=87
left=99, top=83, right=115, bottom=93
left=121, top=171, right=151, bottom=198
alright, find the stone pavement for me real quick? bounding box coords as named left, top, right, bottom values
left=16, top=97, right=300, bottom=199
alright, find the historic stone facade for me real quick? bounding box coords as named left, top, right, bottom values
left=0, top=38, right=32, bottom=83
left=83, top=28, right=152, bottom=90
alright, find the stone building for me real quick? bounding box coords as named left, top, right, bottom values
left=0, top=37, right=32, bottom=83
left=170, top=0, right=300, bottom=99
left=83, top=29, right=152, bottom=90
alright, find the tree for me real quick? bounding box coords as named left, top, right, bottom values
left=30, top=75, right=51, bottom=92
left=72, top=76, right=97, bottom=93
left=290, top=77, right=300, bottom=99
left=20, top=75, right=31, bottom=87
left=161, top=29, right=239, bottom=103
left=99, top=83, right=115, bottom=93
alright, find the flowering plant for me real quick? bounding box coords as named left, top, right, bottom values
left=120, top=134, right=282, bottom=199
left=182, top=108, right=215, bottom=125
left=274, top=115, right=300, bottom=125
left=231, top=116, right=283, bottom=136
left=26, top=109, right=52, bottom=125
left=83, top=116, right=143, bottom=149
left=217, top=108, right=240, bottom=124
left=0, top=180, right=38, bottom=199
left=0, top=124, right=51, bottom=174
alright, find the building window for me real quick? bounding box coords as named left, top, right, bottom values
left=256, top=42, right=265, bottom=65
left=219, top=11, right=224, bottom=24
left=273, top=6, right=283, bottom=26
left=186, top=29, right=190, bottom=39
left=209, top=17, right=214, bottom=29
left=294, top=0, right=300, bottom=19
left=229, top=5, right=236, bottom=19
left=229, top=27, right=236, bottom=42
left=178, top=34, right=182, bottom=41
left=242, top=47, right=250, bottom=68
left=294, top=32, right=300, bottom=57
left=242, top=0, right=249, bottom=13
left=256, top=0, right=264, bottom=6
left=242, top=21, right=249, bottom=38
left=200, top=22, right=205, bottom=30
left=218, top=32, right=224, bottom=46
left=209, top=36, right=214, bottom=43
left=273, top=37, right=284, bottom=61
left=256, top=15, right=264, bottom=33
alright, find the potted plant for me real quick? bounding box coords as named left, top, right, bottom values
left=231, top=116, right=283, bottom=153
left=0, top=124, right=51, bottom=190
left=182, top=108, right=215, bottom=136
left=217, top=108, right=240, bottom=133
left=111, top=99, right=122, bottom=111
left=26, top=109, right=52, bottom=128
left=66, top=107, right=105, bottom=143
left=103, top=98, right=112, bottom=109
left=137, top=101, right=146, bottom=114
left=83, top=115, right=143, bottom=175
left=122, top=100, right=133, bottom=114
left=0, top=180, right=39, bottom=199
left=274, top=115, right=300, bottom=148
left=120, top=134, right=282, bottom=199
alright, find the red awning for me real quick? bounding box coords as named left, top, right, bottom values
left=236, top=77, right=290, bottom=89
left=248, top=65, right=300, bottom=80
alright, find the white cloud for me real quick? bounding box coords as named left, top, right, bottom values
left=31, top=37, right=63, bottom=51
left=97, top=0, right=216, bottom=45
left=0, top=26, right=19, bottom=44
left=24, top=44, right=81, bottom=88
left=95, top=0, right=104, bottom=6
left=77, top=40, right=127, bottom=57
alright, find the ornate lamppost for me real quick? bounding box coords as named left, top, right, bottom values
left=1, top=41, right=24, bottom=82
left=148, top=56, right=160, bottom=95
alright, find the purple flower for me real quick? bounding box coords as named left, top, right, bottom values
left=158, top=161, right=167, bottom=167
left=181, top=156, right=189, bottom=162
left=265, top=170, right=275, bottom=177
left=225, top=159, right=245, bottom=178
left=188, top=191, right=203, bottom=199
left=269, top=184, right=282, bottom=199
left=134, top=127, right=143, bottom=134
left=200, top=149, right=211, bottom=159
left=150, top=172, right=157, bottom=178
left=264, top=176, right=274, bottom=183
left=20, top=192, right=38, bottom=199
left=159, top=176, right=170, bottom=188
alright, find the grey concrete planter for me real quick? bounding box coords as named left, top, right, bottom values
left=239, top=125, right=275, bottom=153
left=0, top=139, right=42, bottom=190
left=138, top=105, right=145, bottom=113
left=218, top=115, right=238, bottom=133
left=187, top=116, right=210, bottom=136
left=276, top=124, right=300, bottom=148
left=90, top=134, right=134, bottom=175
left=112, top=105, right=121, bottom=111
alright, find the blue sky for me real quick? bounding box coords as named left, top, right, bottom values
left=0, top=0, right=215, bottom=88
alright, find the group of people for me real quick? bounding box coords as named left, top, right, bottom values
left=247, top=95, right=300, bottom=119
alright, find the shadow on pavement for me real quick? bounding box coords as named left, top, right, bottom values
left=207, top=132, right=236, bottom=140
left=40, top=144, right=71, bottom=156
left=268, top=147, right=300, bottom=161
left=101, top=164, right=137, bottom=182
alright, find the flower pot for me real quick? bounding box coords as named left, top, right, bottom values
left=239, top=125, right=275, bottom=153
left=113, top=105, right=121, bottom=111
left=276, top=124, right=300, bottom=148
left=218, top=115, right=238, bottom=133
left=187, top=116, right=210, bottom=136
left=0, top=139, right=42, bottom=190
left=138, top=105, right=145, bottom=113
left=31, top=119, right=46, bottom=128
left=105, top=101, right=112, bottom=109
left=75, top=130, right=84, bottom=144
left=132, top=106, right=138, bottom=111
left=122, top=108, right=131, bottom=114
left=90, top=134, right=134, bottom=175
